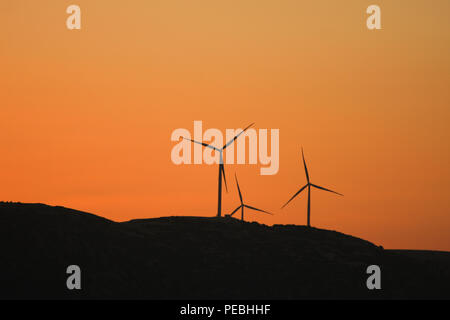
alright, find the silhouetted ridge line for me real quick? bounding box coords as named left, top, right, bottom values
left=1, top=202, right=449, bottom=299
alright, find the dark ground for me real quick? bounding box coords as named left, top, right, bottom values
left=1, top=202, right=449, bottom=299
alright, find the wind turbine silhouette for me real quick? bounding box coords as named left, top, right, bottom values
left=184, top=123, right=254, bottom=217
left=227, top=173, right=273, bottom=221
left=282, top=148, right=343, bottom=227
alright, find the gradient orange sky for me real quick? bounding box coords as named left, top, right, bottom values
left=1, top=1, right=449, bottom=250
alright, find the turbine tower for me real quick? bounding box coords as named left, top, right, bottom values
left=282, top=148, right=343, bottom=227
left=227, top=173, right=273, bottom=221
left=184, top=123, right=254, bottom=217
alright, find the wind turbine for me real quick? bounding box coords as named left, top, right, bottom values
left=184, top=123, right=254, bottom=217
left=281, top=148, right=343, bottom=227
left=227, top=173, right=273, bottom=221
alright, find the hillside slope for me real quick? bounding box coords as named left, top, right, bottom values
left=0, top=202, right=449, bottom=299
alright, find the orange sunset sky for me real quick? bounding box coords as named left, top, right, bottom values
left=1, top=1, right=449, bottom=250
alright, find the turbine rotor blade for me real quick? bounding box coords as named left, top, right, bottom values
left=311, top=184, right=343, bottom=196
left=281, top=184, right=308, bottom=209
left=235, top=173, right=243, bottom=204
left=229, top=205, right=242, bottom=217
left=244, top=205, right=273, bottom=215
left=301, top=147, right=310, bottom=183
left=183, top=137, right=218, bottom=151
left=221, top=164, right=228, bottom=192
left=222, top=123, right=255, bottom=150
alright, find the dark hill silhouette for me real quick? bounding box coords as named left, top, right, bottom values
left=1, top=202, right=449, bottom=299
